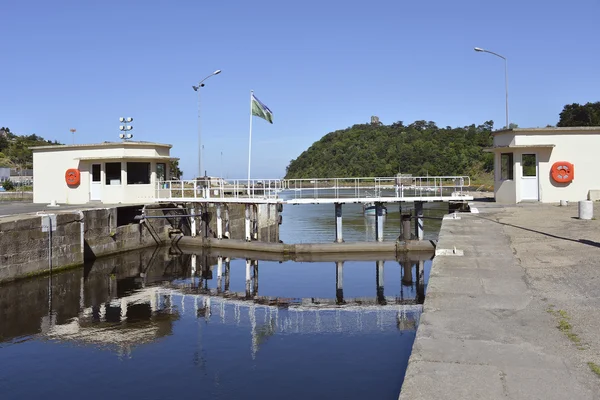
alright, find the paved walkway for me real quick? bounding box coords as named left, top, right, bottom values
left=400, top=201, right=600, bottom=400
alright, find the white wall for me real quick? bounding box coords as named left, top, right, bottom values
left=493, top=130, right=600, bottom=203
left=33, top=143, right=171, bottom=204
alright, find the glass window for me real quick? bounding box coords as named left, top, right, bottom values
left=92, top=164, right=101, bottom=182
left=106, top=162, right=121, bottom=185
left=522, top=154, right=537, bottom=177
left=500, top=153, right=513, bottom=180
left=127, top=162, right=150, bottom=184
left=156, top=163, right=166, bottom=181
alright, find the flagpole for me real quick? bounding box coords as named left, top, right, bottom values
left=247, top=90, right=253, bottom=195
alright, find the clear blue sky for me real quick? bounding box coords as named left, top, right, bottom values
left=1, top=0, right=599, bottom=179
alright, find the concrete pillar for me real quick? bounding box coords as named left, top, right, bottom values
left=416, top=260, right=425, bottom=304
left=224, top=205, right=230, bottom=238
left=120, top=298, right=128, bottom=321
left=245, top=204, right=251, bottom=241
left=217, top=256, right=223, bottom=292
left=401, top=260, right=413, bottom=286
left=376, top=260, right=385, bottom=304
left=191, top=254, right=197, bottom=280
left=225, top=257, right=231, bottom=292
left=336, top=261, right=344, bottom=304
left=190, top=207, right=196, bottom=237
left=216, top=204, right=223, bottom=239
left=253, top=260, right=259, bottom=296
left=375, top=202, right=384, bottom=242
left=414, top=201, right=424, bottom=240
left=401, top=214, right=411, bottom=241
left=245, top=259, right=252, bottom=296
left=252, top=204, right=258, bottom=240
left=335, top=203, right=343, bottom=243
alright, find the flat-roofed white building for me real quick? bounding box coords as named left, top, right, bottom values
left=486, top=127, right=600, bottom=203
left=32, top=141, right=177, bottom=204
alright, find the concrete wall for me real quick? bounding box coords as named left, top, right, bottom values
left=493, top=129, right=600, bottom=203
left=32, top=142, right=171, bottom=205
left=0, top=205, right=171, bottom=283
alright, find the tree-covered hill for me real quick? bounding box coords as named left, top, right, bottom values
left=0, top=127, right=61, bottom=169
left=284, top=120, right=495, bottom=179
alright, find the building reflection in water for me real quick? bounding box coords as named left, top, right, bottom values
left=0, top=246, right=430, bottom=360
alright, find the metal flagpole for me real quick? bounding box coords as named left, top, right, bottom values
left=247, top=90, right=253, bottom=194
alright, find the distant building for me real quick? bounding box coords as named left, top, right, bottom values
left=371, top=116, right=381, bottom=126
left=0, top=167, right=9, bottom=182
left=32, top=141, right=178, bottom=205
left=486, top=127, right=600, bottom=203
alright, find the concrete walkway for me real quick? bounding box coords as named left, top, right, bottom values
left=400, top=201, right=600, bottom=400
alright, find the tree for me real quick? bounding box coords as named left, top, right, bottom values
left=2, top=179, right=14, bottom=191
left=169, top=160, right=183, bottom=179
left=557, top=102, right=600, bottom=127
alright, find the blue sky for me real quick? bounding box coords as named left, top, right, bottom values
left=1, top=0, right=598, bottom=179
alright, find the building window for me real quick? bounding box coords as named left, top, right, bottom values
left=127, top=162, right=150, bottom=184
left=500, top=153, right=513, bottom=180
left=522, top=154, right=537, bottom=177
left=106, top=162, right=121, bottom=185
left=156, top=163, right=166, bottom=181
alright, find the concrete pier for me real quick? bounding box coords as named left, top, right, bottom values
left=400, top=203, right=600, bottom=400
left=335, top=203, right=343, bottom=243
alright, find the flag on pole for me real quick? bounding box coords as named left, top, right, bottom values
left=251, top=93, right=273, bottom=124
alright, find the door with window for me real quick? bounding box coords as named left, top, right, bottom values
left=90, top=164, right=102, bottom=201
left=520, top=153, right=538, bottom=200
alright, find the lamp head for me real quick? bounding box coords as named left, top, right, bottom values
left=213, top=69, right=222, bottom=75
left=474, top=47, right=485, bottom=52
left=192, top=85, right=199, bottom=91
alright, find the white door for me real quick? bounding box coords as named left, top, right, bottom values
left=520, top=154, right=538, bottom=200
left=90, top=164, right=102, bottom=201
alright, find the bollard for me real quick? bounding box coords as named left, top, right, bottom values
left=401, top=214, right=411, bottom=241
left=579, top=200, right=593, bottom=220
left=560, top=200, right=568, bottom=207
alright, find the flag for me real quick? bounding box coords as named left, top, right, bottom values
left=251, top=93, right=273, bottom=124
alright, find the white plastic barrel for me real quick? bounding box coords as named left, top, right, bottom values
left=579, top=200, right=593, bottom=220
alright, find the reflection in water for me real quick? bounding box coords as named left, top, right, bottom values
left=0, top=246, right=431, bottom=400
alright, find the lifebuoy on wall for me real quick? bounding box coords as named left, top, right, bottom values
left=65, top=168, right=81, bottom=186
left=551, top=161, right=574, bottom=184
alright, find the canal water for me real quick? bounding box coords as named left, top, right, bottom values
left=0, top=202, right=441, bottom=400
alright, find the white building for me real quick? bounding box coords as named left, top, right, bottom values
left=486, top=127, right=600, bottom=203
left=32, top=141, right=176, bottom=204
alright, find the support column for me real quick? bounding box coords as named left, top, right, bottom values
left=216, top=204, right=223, bottom=239
left=224, top=205, right=230, bottom=238
left=375, top=202, right=384, bottom=242
left=414, top=201, right=424, bottom=240
left=416, top=260, right=425, bottom=304
left=217, top=256, right=223, bottom=292
left=245, top=204, right=251, bottom=241
left=335, top=203, right=343, bottom=243
left=401, top=259, right=413, bottom=286
left=190, top=207, right=196, bottom=237
left=245, top=259, right=252, bottom=297
left=252, top=204, right=258, bottom=240
left=224, top=257, right=231, bottom=292
left=252, top=260, right=259, bottom=296
left=376, top=260, right=385, bottom=304
left=335, top=261, right=344, bottom=304
left=401, top=214, right=411, bottom=241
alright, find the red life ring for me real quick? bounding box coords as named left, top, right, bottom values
left=65, top=169, right=80, bottom=186
left=551, top=161, right=574, bottom=183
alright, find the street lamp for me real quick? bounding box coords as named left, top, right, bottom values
left=474, top=47, right=509, bottom=129
left=193, top=69, right=221, bottom=178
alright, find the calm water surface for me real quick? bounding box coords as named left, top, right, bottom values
left=0, top=203, right=440, bottom=399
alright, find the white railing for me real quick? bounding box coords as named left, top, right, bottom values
left=156, top=178, right=284, bottom=201
left=282, top=176, right=471, bottom=200
left=155, top=176, right=471, bottom=202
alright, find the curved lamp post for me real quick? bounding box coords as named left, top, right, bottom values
left=474, top=47, right=509, bottom=129
left=193, top=69, right=222, bottom=178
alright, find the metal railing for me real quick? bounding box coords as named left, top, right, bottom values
left=155, top=178, right=284, bottom=201
left=282, top=176, right=471, bottom=200
left=155, top=176, right=471, bottom=202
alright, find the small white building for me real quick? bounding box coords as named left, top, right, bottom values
left=32, top=141, right=176, bottom=204
left=487, top=127, right=600, bottom=203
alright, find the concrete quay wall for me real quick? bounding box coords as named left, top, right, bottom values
left=399, top=204, right=600, bottom=400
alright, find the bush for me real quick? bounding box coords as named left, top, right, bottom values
left=2, top=179, right=14, bottom=191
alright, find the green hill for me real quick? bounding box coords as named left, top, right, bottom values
left=284, top=120, right=495, bottom=181
left=0, top=127, right=61, bottom=169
